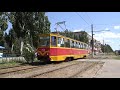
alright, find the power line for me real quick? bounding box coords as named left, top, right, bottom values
left=75, top=12, right=90, bottom=25
left=85, top=12, right=94, bottom=24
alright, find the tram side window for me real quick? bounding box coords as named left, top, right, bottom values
left=84, top=44, right=86, bottom=49
left=76, top=42, right=78, bottom=48
left=78, top=43, right=80, bottom=48
left=76, top=42, right=79, bottom=48
left=70, top=40, right=72, bottom=48
left=79, top=43, right=81, bottom=49
left=70, top=40, right=74, bottom=48
left=61, top=38, right=64, bottom=47
left=83, top=44, right=85, bottom=49
left=86, top=44, right=88, bottom=49
left=65, top=39, right=70, bottom=48
left=75, top=41, right=77, bottom=48
left=83, top=44, right=84, bottom=49
left=57, top=37, right=61, bottom=47
left=81, top=43, right=83, bottom=49
left=51, top=36, right=57, bottom=46
left=75, top=42, right=77, bottom=48
left=79, top=43, right=81, bottom=48
left=74, top=41, right=76, bottom=48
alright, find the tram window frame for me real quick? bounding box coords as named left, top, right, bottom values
left=51, top=36, right=57, bottom=46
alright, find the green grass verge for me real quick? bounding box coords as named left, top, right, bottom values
left=0, top=61, right=23, bottom=69
left=113, top=56, right=120, bottom=60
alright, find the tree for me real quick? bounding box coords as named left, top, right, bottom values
left=58, top=29, right=74, bottom=39
left=0, top=12, right=9, bottom=47
left=31, top=12, right=51, bottom=48
left=73, top=34, right=79, bottom=40
left=0, top=12, right=51, bottom=62
left=78, top=31, right=89, bottom=43
left=101, top=44, right=113, bottom=53
left=7, top=12, right=51, bottom=55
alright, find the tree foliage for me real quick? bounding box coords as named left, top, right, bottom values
left=0, top=12, right=51, bottom=63
left=58, top=29, right=74, bottom=39
left=58, top=30, right=89, bottom=44
left=7, top=12, right=51, bottom=51
left=0, top=12, right=8, bottom=47
left=101, top=44, right=113, bottom=53
left=78, top=31, right=89, bottom=43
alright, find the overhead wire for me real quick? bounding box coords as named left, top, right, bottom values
left=75, top=12, right=90, bottom=25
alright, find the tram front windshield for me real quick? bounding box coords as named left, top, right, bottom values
left=39, top=36, right=50, bottom=47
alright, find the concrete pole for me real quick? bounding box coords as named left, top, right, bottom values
left=91, top=24, right=94, bottom=58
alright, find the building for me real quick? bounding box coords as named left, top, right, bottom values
left=73, top=31, right=102, bottom=54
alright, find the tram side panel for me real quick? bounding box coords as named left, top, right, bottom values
left=50, top=48, right=72, bottom=61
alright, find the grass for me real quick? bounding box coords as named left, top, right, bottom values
left=0, top=61, right=23, bottom=69
left=113, top=55, right=120, bottom=60
left=0, top=58, right=41, bottom=68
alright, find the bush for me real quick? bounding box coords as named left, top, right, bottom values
left=22, top=44, right=35, bottom=63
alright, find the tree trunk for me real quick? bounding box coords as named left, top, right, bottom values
left=11, top=44, right=14, bottom=54
left=11, top=44, right=14, bottom=51
left=20, top=37, right=24, bottom=55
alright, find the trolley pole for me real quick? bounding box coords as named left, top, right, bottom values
left=91, top=24, right=94, bottom=58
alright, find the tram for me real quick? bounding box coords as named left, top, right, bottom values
left=36, top=33, right=89, bottom=62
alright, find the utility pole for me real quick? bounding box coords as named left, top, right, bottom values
left=91, top=24, right=94, bottom=58
left=103, top=38, right=105, bottom=56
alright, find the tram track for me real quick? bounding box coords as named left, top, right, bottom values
left=0, top=64, right=28, bottom=70
left=31, top=61, right=96, bottom=78
left=68, top=62, right=101, bottom=78
left=3, top=61, right=80, bottom=78
left=34, top=61, right=103, bottom=78
left=28, top=62, right=84, bottom=78
left=0, top=65, right=41, bottom=77
left=0, top=62, right=56, bottom=77
left=1, top=60, right=104, bottom=78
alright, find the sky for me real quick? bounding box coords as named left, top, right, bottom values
left=5, top=12, right=120, bottom=51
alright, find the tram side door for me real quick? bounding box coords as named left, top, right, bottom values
left=51, top=36, right=57, bottom=56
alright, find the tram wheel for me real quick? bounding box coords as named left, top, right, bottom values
left=65, top=57, right=72, bottom=62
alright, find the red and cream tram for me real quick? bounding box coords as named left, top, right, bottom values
left=36, top=33, right=89, bottom=62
